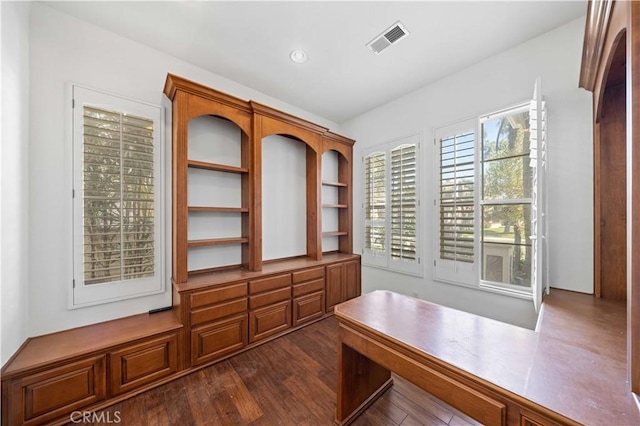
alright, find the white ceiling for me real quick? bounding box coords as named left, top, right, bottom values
left=45, top=1, right=587, bottom=124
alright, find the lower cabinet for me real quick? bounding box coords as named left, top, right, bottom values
left=191, top=314, right=248, bottom=366
left=293, top=291, right=325, bottom=326
left=248, top=274, right=292, bottom=343
left=6, top=356, right=106, bottom=426
left=110, top=332, right=179, bottom=396
left=249, top=300, right=292, bottom=343
left=326, top=259, right=361, bottom=311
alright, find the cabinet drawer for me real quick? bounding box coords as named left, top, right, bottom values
left=8, top=356, right=106, bottom=425
left=293, top=278, right=324, bottom=297
left=249, top=273, right=291, bottom=294
left=292, top=267, right=324, bottom=284
left=249, top=300, right=291, bottom=343
left=293, top=291, right=325, bottom=326
left=191, top=282, right=247, bottom=309
left=109, top=332, right=178, bottom=396
left=191, top=314, right=248, bottom=366
left=191, top=298, right=247, bottom=326
left=249, top=287, right=290, bottom=310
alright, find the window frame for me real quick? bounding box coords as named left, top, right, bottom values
left=70, top=84, right=166, bottom=308
left=433, top=101, right=541, bottom=300
left=362, top=134, right=422, bottom=277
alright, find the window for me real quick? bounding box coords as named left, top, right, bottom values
left=480, top=105, right=532, bottom=291
left=72, top=86, right=164, bottom=307
left=434, top=119, right=478, bottom=285
left=363, top=134, right=420, bottom=275
left=434, top=87, right=546, bottom=302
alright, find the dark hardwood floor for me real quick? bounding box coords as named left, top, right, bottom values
left=73, top=317, right=480, bottom=425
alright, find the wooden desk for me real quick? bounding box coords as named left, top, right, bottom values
left=334, top=290, right=640, bottom=426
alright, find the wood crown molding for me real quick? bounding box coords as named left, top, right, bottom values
left=163, top=74, right=252, bottom=113
left=580, top=0, right=615, bottom=91
left=250, top=101, right=328, bottom=135
left=322, top=131, right=356, bottom=147
left=163, top=74, right=356, bottom=146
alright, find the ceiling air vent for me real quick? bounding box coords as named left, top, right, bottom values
left=367, top=21, right=409, bottom=55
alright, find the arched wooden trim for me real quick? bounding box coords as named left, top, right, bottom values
left=254, top=114, right=322, bottom=153
left=579, top=0, right=615, bottom=91
left=595, top=28, right=627, bottom=122
left=589, top=1, right=629, bottom=121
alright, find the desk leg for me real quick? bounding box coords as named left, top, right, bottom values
left=335, top=336, right=392, bottom=425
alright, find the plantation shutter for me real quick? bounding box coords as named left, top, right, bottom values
left=439, top=131, right=475, bottom=263
left=82, top=105, right=155, bottom=285
left=364, top=151, right=386, bottom=254
left=390, top=144, right=417, bottom=261
left=530, top=77, right=548, bottom=312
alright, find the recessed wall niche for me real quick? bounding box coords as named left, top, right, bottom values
left=261, top=135, right=307, bottom=261
left=186, top=115, right=246, bottom=272
left=322, top=150, right=340, bottom=252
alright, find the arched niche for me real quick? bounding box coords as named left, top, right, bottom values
left=186, top=114, right=250, bottom=273
left=188, top=114, right=245, bottom=167
left=261, top=134, right=311, bottom=261
left=320, top=148, right=352, bottom=254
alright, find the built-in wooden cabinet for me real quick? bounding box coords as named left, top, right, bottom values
left=109, top=332, right=179, bottom=396
left=1, top=311, right=182, bottom=425
left=5, top=356, right=106, bottom=426
left=174, top=254, right=359, bottom=368
left=188, top=281, right=249, bottom=366
left=191, top=314, right=247, bottom=367
left=292, top=267, right=325, bottom=326
left=248, top=273, right=292, bottom=342
left=326, top=259, right=361, bottom=311
left=165, top=74, right=361, bottom=367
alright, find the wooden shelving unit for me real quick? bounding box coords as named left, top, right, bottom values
left=320, top=133, right=353, bottom=254
left=165, top=74, right=360, bottom=388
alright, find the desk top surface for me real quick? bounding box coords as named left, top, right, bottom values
left=334, top=290, right=639, bottom=425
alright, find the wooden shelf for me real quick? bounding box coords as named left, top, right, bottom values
left=188, top=206, right=249, bottom=213
left=322, top=181, right=348, bottom=187
left=322, top=204, right=348, bottom=209
left=187, top=160, right=248, bottom=174
left=322, top=231, right=348, bottom=237
left=188, top=237, right=249, bottom=248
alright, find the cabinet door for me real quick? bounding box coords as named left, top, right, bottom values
left=8, top=356, right=106, bottom=425
left=293, top=291, right=325, bottom=326
left=326, top=263, right=344, bottom=311
left=344, top=260, right=360, bottom=301
left=110, top=332, right=179, bottom=396
left=249, top=300, right=291, bottom=343
left=191, top=314, right=248, bottom=366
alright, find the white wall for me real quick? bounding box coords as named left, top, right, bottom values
left=262, top=135, right=307, bottom=261
left=1, top=1, right=31, bottom=365
left=341, top=17, right=593, bottom=329
left=28, top=3, right=339, bottom=337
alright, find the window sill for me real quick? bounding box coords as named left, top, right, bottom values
left=433, top=277, right=533, bottom=301
left=362, top=262, right=424, bottom=278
